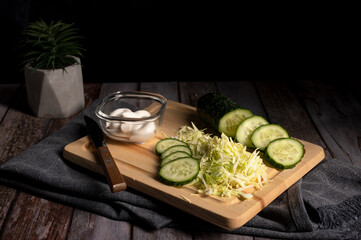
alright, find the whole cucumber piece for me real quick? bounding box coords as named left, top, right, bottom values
left=197, top=93, right=253, bottom=138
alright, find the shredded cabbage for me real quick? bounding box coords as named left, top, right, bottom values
left=176, top=123, right=268, bottom=199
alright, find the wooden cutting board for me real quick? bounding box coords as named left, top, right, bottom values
left=63, top=100, right=325, bottom=230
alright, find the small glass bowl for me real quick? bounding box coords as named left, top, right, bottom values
left=95, top=91, right=167, bottom=143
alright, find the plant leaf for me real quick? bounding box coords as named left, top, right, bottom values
left=20, top=19, right=84, bottom=70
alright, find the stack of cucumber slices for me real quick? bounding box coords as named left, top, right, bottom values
left=197, top=93, right=305, bottom=169
left=155, top=138, right=200, bottom=186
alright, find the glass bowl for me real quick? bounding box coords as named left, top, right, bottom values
left=95, top=91, right=167, bottom=143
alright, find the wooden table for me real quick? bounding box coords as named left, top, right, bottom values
left=0, top=80, right=360, bottom=240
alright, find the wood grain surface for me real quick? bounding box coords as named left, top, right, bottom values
left=0, top=80, right=360, bottom=240
left=63, top=100, right=325, bottom=230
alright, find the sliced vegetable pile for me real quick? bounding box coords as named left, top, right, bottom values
left=155, top=124, right=268, bottom=200
left=154, top=92, right=305, bottom=200
left=197, top=92, right=304, bottom=169
left=156, top=138, right=199, bottom=186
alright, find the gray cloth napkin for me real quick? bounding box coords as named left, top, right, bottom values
left=0, top=100, right=360, bottom=240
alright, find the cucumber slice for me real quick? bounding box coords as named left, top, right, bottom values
left=218, top=109, right=254, bottom=138
left=159, top=157, right=200, bottom=186
left=251, top=124, right=290, bottom=151
left=265, top=138, right=304, bottom=169
left=236, top=116, right=269, bottom=148
left=155, top=138, right=188, bottom=155
left=161, top=145, right=192, bottom=159
left=197, top=92, right=253, bottom=137
left=160, top=151, right=191, bottom=167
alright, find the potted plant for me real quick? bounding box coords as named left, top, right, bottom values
left=21, top=19, right=85, bottom=118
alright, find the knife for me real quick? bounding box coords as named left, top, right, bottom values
left=84, top=115, right=127, bottom=192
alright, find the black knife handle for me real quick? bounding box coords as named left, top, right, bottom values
left=97, top=146, right=127, bottom=192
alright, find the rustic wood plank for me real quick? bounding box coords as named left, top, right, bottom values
left=133, top=227, right=192, bottom=240
left=254, top=238, right=279, bottom=240
left=254, top=81, right=330, bottom=240
left=0, top=187, right=16, bottom=235
left=215, top=81, right=322, bottom=240
left=179, top=81, right=217, bottom=107
left=64, top=98, right=323, bottom=234
left=0, top=84, right=21, bottom=232
left=140, top=82, right=179, bottom=101
left=0, top=82, right=338, bottom=239
left=67, top=210, right=131, bottom=240
left=0, top=84, right=20, bottom=122
left=216, top=81, right=268, bottom=118
left=128, top=82, right=192, bottom=240
left=99, top=82, right=139, bottom=95
left=43, top=83, right=101, bottom=138
left=0, top=83, right=101, bottom=240
left=293, top=80, right=361, bottom=166
left=254, top=80, right=328, bottom=240
left=194, top=232, right=253, bottom=240
left=67, top=83, right=136, bottom=240
left=0, top=84, right=74, bottom=239
left=0, top=85, right=50, bottom=233
left=0, top=86, right=49, bottom=164
left=179, top=81, right=277, bottom=239
left=0, top=194, right=72, bottom=240
left=179, top=81, right=257, bottom=239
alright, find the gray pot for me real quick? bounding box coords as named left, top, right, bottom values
left=24, top=57, right=85, bottom=118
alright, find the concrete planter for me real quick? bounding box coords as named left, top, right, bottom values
left=24, top=57, right=85, bottom=118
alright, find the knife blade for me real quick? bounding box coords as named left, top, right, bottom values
left=84, top=115, right=127, bottom=192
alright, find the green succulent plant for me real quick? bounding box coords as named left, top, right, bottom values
left=21, top=19, right=84, bottom=70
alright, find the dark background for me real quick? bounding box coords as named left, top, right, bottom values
left=1, top=1, right=359, bottom=83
